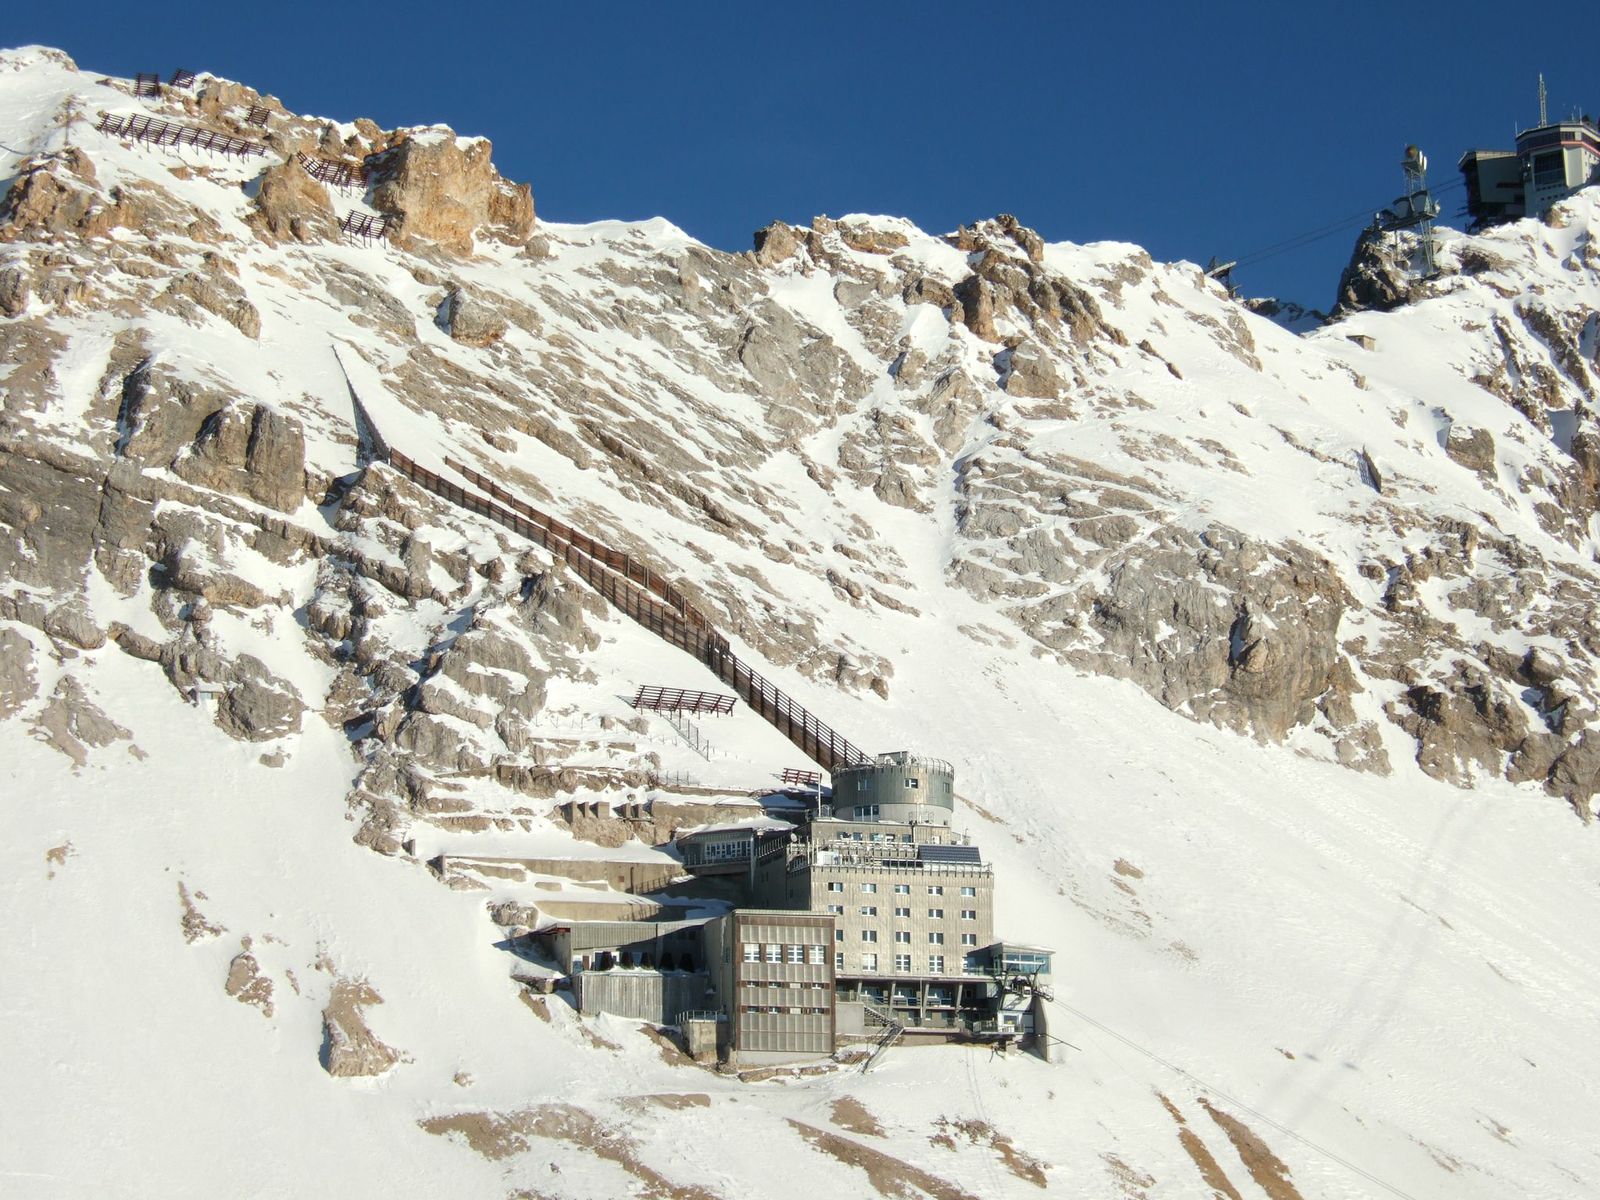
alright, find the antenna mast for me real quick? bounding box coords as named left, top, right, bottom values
left=1539, top=73, right=1548, bottom=126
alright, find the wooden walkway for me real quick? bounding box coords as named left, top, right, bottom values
left=383, top=448, right=870, bottom=772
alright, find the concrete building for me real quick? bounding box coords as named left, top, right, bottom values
left=1460, top=117, right=1600, bottom=226
left=705, top=908, right=836, bottom=1064
left=533, top=917, right=717, bottom=1024
left=828, top=750, right=955, bottom=826
left=532, top=750, right=1052, bottom=1062
left=755, top=817, right=997, bottom=1033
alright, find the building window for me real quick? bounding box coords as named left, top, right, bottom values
left=827, top=904, right=843, bottom=914
left=960, top=886, right=976, bottom=897
left=928, top=955, right=945, bottom=973
left=827, top=882, right=844, bottom=893
left=835, top=930, right=844, bottom=943
left=1533, top=150, right=1565, bottom=187
left=786, top=945, right=804, bottom=964
left=893, top=907, right=911, bottom=918
left=860, top=905, right=878, bottom=916
left=893, top=884, right=910, bottom=895
left=835, top=952, right=844, bottom=970
left=742, top=944, right=759, bottom=963
left=861, top=883, right=878, bottom=894
left=960, top=909, right=977, bottom=921
left=928, top=908, right=944, bottom=919
left=927, top=886, right=944, bottom=896
left=894, top=953, right=912, bottom=972
left=961, top=933, right=978, bottom=947
left=808, top=945, right=825, bottom=965
left=765, top=944, right=782, bottom=962
left=928, top=933, right=945, bottom=945
left=894, top=930, right=911, bottom=944
left=904, top=777, right=920, bottom=789
left=862, top=930, right=878, bottom=943
left=861, top=953, right=878, bottom=971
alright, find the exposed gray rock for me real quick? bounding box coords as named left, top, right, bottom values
left=438, top=287, right=507, bottom=347
left=752, top=221, right=803, bottom=268
left=0, top=264, right=29, bottom=316
left=155, top=270, right=261, bottom=339
left=1445, top=425, right=1496, bottom=476
left=31, top=677, right=130, bottom=766
left=0, top=626, right=38, bottom=717
left=215, top=655, right=305, bottom=741
left=172, top=403, right=306, bottom=513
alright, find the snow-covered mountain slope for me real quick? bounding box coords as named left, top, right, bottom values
left=5, top=45, right=1600, bottom=1199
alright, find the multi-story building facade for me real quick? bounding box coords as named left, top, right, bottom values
left=704, top=908, right=836, bottom=1065
left=752, top=752, right=1010, bottom=1035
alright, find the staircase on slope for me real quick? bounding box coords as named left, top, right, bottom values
left=860, top=1003, right=906, bottom=1072
left=379, top=446, right=870, bottom=773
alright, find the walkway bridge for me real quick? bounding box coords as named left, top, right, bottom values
left=383, top=448, right=870, bottom=773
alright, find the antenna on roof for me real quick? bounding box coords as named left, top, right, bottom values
left=1539, top=73, right=1548, bottom=126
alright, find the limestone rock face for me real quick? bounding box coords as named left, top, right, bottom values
left=249, top=161, right=338, bottom=244
left=367, top=130, right=535, bottom=256
left=173, top=404, right=307, bottom=513
left=1444, top=425, right=1496, bottom=476
left=320, top=979, right=403, bottom=1078
left=215, top=655, right=305, bottom=742
left=32, top=677, right=131, bottom=766
left=0, top=264, right=29, bottom=316
left=0, top=627, right=38, bottom=717
left=156, top=270, right=261, bottom=339
left=1333, top=232, right=1419, bottom=315
left=0, top=149, right=132, bottom=242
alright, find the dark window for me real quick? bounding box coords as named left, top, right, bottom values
left=1534, top=151, right=1565, bottom=187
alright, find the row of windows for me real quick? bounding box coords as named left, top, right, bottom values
left=827, top=883, right=978, bottom=897
left=741, top=1005, right=829, bottom=1015
left=851, top=953, right=949, bottom=973
left=845, top=906, right=980, bottom=919
left=840, top=930, right=977, bottom=947
left=742, top=943, right=827, bottom=965
left=745, top=980, right=828, bottom=991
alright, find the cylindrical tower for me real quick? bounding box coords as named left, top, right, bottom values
left=830, top=751, right=955, bottom=826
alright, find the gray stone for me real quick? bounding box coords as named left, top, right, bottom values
left=0, top=626, right=38, bottom=717
left=215, top=655, right=304, bottom=741
left=0, top=265, right=29, bottom=316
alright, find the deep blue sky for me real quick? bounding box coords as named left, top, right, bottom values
left=9, top=2, right=1595, bottom=308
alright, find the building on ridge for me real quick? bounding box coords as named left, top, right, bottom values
left=1460, top=113, right=1600, bottom=227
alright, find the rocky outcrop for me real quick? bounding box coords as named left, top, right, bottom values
left=172, top=403, right=307, bottom=513
left=31, top=676, right=132, bottom=766
left=224, top=942, right=275, bottom=1017
left=367, top=130, right=535, bottom=256
left=1333, top=228, right=1428, bottom=316
left=249, top=161, right=339, bottom=244
left=0, top=148, right=136, bottom=242
left=752, top=221, right=804, bottom=268
left=0, top=627, right=38, bottom=717
left=437, top=287, right=507, bottom=347
left=320, top=978, right=403, bottom=1077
